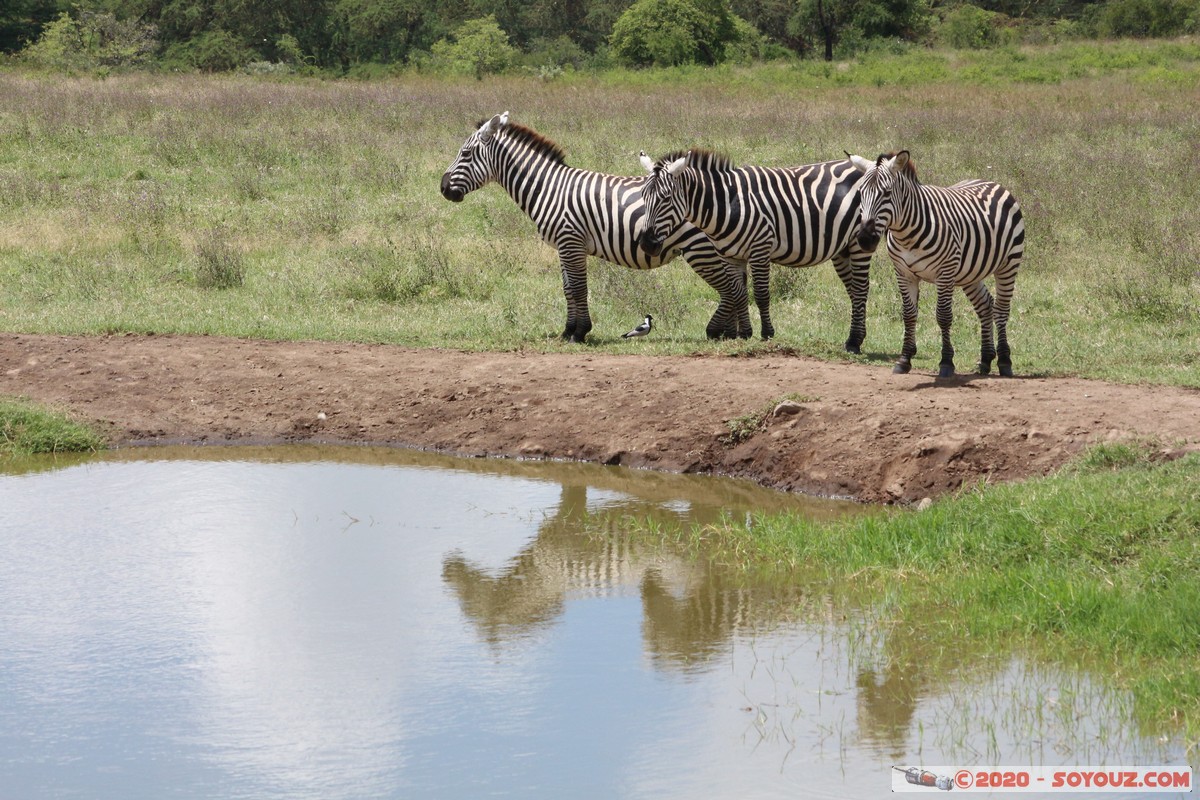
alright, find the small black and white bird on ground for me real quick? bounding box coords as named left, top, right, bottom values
left=622, top=315, right=653, bottom=339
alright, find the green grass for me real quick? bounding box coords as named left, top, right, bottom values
left=0, top=397, right=104, bottom=456
left=0, top=38, right=1197, bottom=383
left=651, top=447, right=1200, bottom=741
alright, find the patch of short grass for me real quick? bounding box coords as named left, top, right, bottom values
left=722, top=392, right=818, bottom=445
left=0, top=397, right=104, bottom=457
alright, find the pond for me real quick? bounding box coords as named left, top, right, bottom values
left=0, top=446, right=1190, bottom=798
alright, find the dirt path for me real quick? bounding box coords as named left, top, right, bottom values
left=4, top=333, right=1199, bottom=503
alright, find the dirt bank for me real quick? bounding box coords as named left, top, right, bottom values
left=4, top=333, right=1199, bottom=503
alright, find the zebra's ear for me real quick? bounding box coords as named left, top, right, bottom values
left=893, top=150, right=911, bottom=171
left=666, top=155, right=688, bottom=176
left=639, top=151, right=655, bottom=173
left=479, top=112, right=505, bottom=143
left=848, top=154, right=874, bottom=172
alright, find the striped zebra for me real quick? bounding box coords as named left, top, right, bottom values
left=849, top=151, right=1025, bottom=377
left=635, top=149, right=875, bottom=351
left=440, top=113, right=751, bottom=342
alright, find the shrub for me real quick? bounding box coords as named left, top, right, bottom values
left=1094, top=0, right=1200, bottom=38
left=163, top=28, right=258, bottom=71
left=609, top=0, right=736, bottom=67
left=522, top=35, right=589, bottom=70
left=20, top=11, right=158, bottom=71
left=938, top=4, right=1008, bottom=49
left=723, top=14, right=770, bottom=63
left=429, top=15, right=518, bottom=78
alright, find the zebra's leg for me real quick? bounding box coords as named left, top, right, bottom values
left=730, top=260, right=752, bottom=339
left=994, top=260, right=1019, bottom=377
left=681, top=251, right=747, bottom=339
left=832, top=245, right=871, bottom=354
left=559, top=263, right=578, bottom=341
left=558, top=247, right=591, bottom=343
left=963, top=281, right=996, bottom=374
left=935, top=273, right=957, bottom=378
left=892, top=264, right=920, bottom=374
left=750, top=257, right=774, bottom=340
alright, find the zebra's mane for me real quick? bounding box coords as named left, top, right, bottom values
left=877, top=151, right=918, bottom=179
left=480, top=119, right=568, bottom=165
left=658, top=148, right=734, bottom=173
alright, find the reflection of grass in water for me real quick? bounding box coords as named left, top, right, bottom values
left=731, top=614, right=1182, bottom=773
left=629, top=445, right=1200, bottom=748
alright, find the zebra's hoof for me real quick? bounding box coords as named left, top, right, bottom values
left=892, top=362, right=911, bottom=374
left=938, top=364, right=955, bottom=379
left=844, top=341, right=862, bottom=355
left=999, top=364, right=1014, bottom=377
left=977, top=362, right=992, bottom=375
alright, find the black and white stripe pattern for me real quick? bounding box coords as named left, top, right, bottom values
left=850, top=151, right=1025, bottom=377
left=440, top=113, right=750, bottom=342
left=635, top=149, right=874, bottom=350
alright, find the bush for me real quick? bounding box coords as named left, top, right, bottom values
left=609, top=0, right=736, bottom=67
left=429, top=15, right=518, bottom=78
left=938, top=4, right=1009, bottom=49
left=521, top=35, right=589, bottom=71
left=21, top=11, right=158, bottom=71
left=163, top=28, right=257, bottom=71
left=723, top=14, right=770, bottom=63
left=1094, top=0, right=1200, bottom=38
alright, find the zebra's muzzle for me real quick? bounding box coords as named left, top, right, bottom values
left=856, top=224, right=881, bottom=252
left=637, top=230, right=664, bottom=257
left=440, top=174, right=464, bottom=203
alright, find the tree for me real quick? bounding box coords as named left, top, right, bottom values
left=789, top=0, right=929, bottom=60
left=729, top=0, right=806, bottom=52
left=1, top=0, right=68, bottom=53
left=333, top=0, right=439, bottom=63
left=609, top=0, right=736, bottom=66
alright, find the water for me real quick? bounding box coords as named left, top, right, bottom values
left=0, top=446, right=1191, bottom=798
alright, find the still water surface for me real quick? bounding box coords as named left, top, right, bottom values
left=0, top=446, right=1190, bottom=798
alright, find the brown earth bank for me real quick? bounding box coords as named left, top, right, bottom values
left=4, top=333, right=1200, bottom=504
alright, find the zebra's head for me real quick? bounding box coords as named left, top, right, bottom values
left=440, top=111, right=509, bottom=203
left=849, top=151, right=912, bottom=251
left=635, top=150, right=689, bottom=258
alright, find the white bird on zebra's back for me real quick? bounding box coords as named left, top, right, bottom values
left=622, top=315, right=653, bottom=339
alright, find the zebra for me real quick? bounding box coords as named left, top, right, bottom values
left=634, top=149, right=875, bottom=351
left=440, top=113, right=751, bottom=342
left=848, top=151, right=1024, bottom=378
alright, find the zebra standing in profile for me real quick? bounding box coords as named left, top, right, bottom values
left=635, top=149, right=875, bottom=351
left=440, top=113, right=751, bottom=342
left=849, top=151, right=1024, bottom=377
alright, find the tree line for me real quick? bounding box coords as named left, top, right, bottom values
left=2, top=0, right=1197, bottom=73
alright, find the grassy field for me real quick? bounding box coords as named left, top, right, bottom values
left=1, top=37, right=1198, bottom=383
